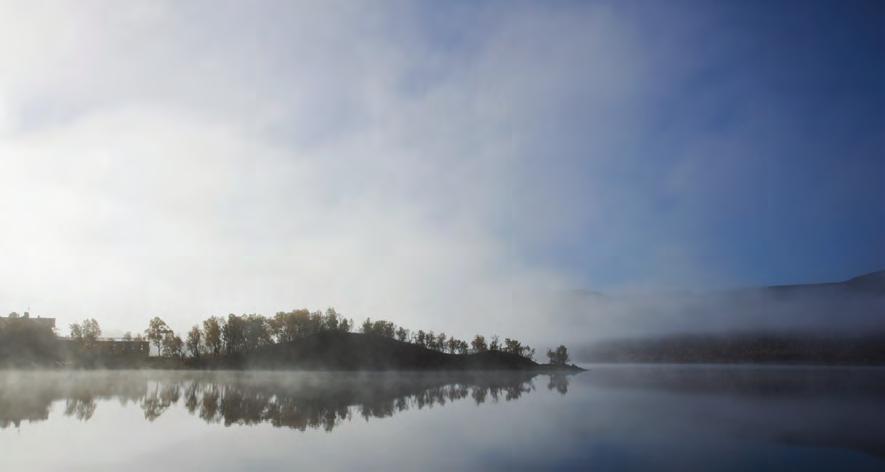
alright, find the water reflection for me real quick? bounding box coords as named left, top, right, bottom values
left=3, top=368, right=885, bottom=471
left=586, top=365, right=885, bottom=461
left=0, top=371, right=570, bottom=432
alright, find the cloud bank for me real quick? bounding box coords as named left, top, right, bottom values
left=0, top=1, right=636, bottom=342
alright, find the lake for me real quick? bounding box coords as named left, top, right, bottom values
left=1, top=366, right=884, bottom=471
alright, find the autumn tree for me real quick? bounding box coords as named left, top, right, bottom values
left=70, top=318, right=101, bottom=351
left=162, top=333, right=184, bottom=358
left=186, top=326, right=202, bottom=358
left=271, top=311, right=298, bottom=343
left=203, top=316, right=223, bottom=356
left=243, top=314, right=271, bottom=351
left=471, top=335, right=487, bottom=353
left=145, top=317, right=170, bottom=356
left=222, top=314, right=246, bottom=354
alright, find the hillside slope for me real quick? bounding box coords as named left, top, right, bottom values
left=238, top=332, right=542, bottom=370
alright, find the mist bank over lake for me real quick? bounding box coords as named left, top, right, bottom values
left=579, top=331, right=885, bottom=365
left=564, top=271, right=885, bottom=364
left=557, top=270, right=885, bottom=348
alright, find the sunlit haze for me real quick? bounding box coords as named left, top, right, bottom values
left=0, top=1, right=882, bottom=346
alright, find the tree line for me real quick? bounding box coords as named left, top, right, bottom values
left=65, top=309, right=572, bottom=364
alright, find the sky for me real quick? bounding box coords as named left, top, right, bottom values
left=0, top=0, right=882, bottom=342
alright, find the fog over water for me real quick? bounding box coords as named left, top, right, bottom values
left=558, top=272, right=885, bottom=346
left=1, top=368, right=883, bottom=471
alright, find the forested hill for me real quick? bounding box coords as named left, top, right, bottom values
left=231, top=332, right=566, bottom=371
left=1, top=309, right=582, bottom=371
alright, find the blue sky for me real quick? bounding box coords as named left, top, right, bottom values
left=0, top=0, right=881, bottom=339
left=496, top=0, right=885, bottom=289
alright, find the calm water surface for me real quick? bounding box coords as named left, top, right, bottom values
left=1, top=366, right=883, bottom=471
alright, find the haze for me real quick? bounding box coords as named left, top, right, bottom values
left=0, top=0, right=882, bottom=347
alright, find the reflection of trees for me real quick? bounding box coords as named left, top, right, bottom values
left=0, top=384, right=54, bottom=428
left=0, top=372, right=147, bottom=428
left=64, top=397, right=97, bottom=421
left=141, top=383, right=180, bottom=422
left=0, top=371, right=571, bottom=432
left=178, top=373, right=544, bottom=432
left=547, top=374, right=569, bottom=395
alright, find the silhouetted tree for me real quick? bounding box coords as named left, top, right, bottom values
left=546, top=345, right=570, bottom=365
left=375, top=320, right=396, bottom=338
left=521, top=346, right=535, bottom=360
left=361, top=318, right=396, bottom=338
left=308, top=310, right=324, bottom=336
left=436, top=332, right=447, bottom=352
left=471, top=335, right=487, bottom=353
left=489, top=335, right=500, bottom=352
left=395, top=327, right=409, bottom=342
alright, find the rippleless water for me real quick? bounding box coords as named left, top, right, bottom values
left=1, top=366, right=883, bottom=471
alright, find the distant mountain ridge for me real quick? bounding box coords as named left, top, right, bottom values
left=765, top=270, right=885, bottom=295
left=572, top=270, right=885, bottom=364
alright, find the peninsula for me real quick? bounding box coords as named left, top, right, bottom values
left=0, top=310, right=582, bottom=372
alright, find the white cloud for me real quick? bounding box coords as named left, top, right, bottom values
left=2, top=1, right=652, bottom=346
